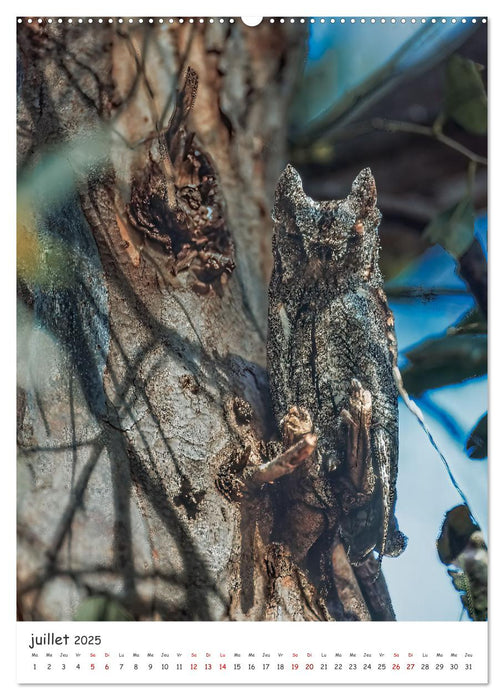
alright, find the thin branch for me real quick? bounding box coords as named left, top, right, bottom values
left=417, top=394, right=466, bottom=443
left=248, top=434, right=317, bottom=485
left=385, top=285, right=471, bottom=300
left=371, top=117, right=487, bottom=166
left=393, top=366, right=471, bottom=508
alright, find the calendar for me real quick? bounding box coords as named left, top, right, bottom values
left=16, top=7, right=489, bottom=688
left=17, top=622, right=488, bottom=683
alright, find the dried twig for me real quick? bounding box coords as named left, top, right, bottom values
left=248, top=434, right=317, bottom=485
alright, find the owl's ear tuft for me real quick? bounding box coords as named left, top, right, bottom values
left=349, top=167, right=377, bottom=216
left=273, top=164, right=316, bottom=234
left=275, top=165, right=308, bottom=208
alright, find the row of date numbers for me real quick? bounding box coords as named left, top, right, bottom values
left=33, top=662, right=474, bottom=672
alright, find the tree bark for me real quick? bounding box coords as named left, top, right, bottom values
left=17, top=18, right=394, bottom=622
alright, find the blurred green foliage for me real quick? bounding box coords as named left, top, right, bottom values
left=448, top=307, right=487, bottom=336
left=402, top=54, right=487, bottom=463
left=444, top=54, right=488, bottom=135
left=17, top=201, right=74, bottom=290
left=423, top=196, right=476, bottom=259
left=402, top=333, right=486, bottom=396
left=466, top=413, right=487, bottom=459
left=74, top=596, right=134, bottom=621
left=17, top=132, right=110, bottom=289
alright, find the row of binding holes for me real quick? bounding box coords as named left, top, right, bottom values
left=18, top=18, right=235, bottom=24
left=17, top=18, right=487, bottom=24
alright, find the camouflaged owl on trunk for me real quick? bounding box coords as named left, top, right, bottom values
left=267, top=164, right=407, bottom=568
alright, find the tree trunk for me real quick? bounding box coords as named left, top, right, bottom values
left=17, top=18, right=394, bottom=622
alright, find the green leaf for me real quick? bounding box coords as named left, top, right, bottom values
left=401, top=333, right=487, bottom=395
left=448, top=307, right=487, bottom=336
left=444, top=54, right=487, bottom=135
left=466, top=413, right=487, bottom=459
left=74, top=596, right=134, bottom=621
left=423, top=197, right=475, bottom=259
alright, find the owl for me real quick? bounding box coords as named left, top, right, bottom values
left=267, top=164, right=407, bottom=566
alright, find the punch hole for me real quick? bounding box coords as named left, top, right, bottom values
left=241, top=17, right=263, bottom=26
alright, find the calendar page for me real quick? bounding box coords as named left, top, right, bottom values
left=16, top=4, right=488, bottom=687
